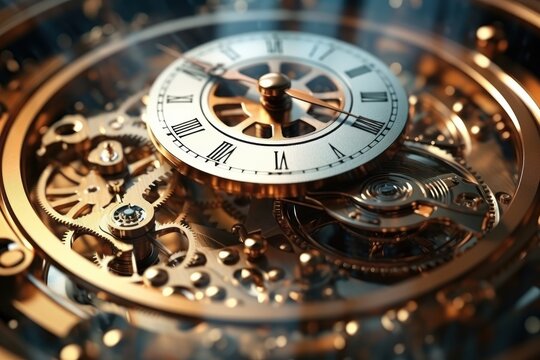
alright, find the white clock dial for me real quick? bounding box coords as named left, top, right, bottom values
left=147, top=31, right=409, bottom=187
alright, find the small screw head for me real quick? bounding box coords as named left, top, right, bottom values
left=496, top=192, right=512, bottom=206
left=190, top=271, right=210, bottom=288
left=143, top=267, right=168, bottom=287
left=243, top=236, right=268, bottom=260
left=218, top=248, right=240, bottom=265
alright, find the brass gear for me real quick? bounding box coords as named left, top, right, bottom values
left=276, top=143, right=497, bottom=280
left=203, top=194, right=250, bottom=231
left=63, top=221, right=198, bottom=278
left=37, top=162, right=177, bottom=253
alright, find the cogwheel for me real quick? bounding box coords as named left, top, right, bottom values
left=154, top=221, right=199, bottom=269
left=37, top=165, right=114, bottom=228
left=75, top=221, right=199, bottom=277
left=277, top=143, right=498, bottom=280
left=88, top=90, right=153, bottom=146
left=406, top=141, right=498, bottom=231
left=38, top=156, right=175, bottom=242
left=122, top=161, right=176, bottom=208
left=203, top=195, right=249, bottom=232
left=37, top=164, right=144, bottom=253
left=37, top=92, right=152, bottom=163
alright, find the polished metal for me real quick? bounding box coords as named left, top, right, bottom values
left=0, top=2, right=538, bottom=359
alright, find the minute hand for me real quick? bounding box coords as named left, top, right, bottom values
left=177, top=48, right=362, bottom=118
left=284, top=88, right=360, bottom=118
left=186, top=55, right=360, bottom=117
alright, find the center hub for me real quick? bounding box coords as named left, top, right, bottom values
left=258, top=72, right=292, bottom=111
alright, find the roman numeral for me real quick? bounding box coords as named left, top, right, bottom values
left=219, top=45, right=240, bottom=61
left=352, top=116, right=385, bottom=135
left=329, top=143, right=345, bottom=159
left=171, top=118, right=204, bottom=138
left=345, top=65, right=371, bottom=78
left=178, top=61, right=207, bottom=81
left=361, top=91, right=388, bottom=102
left=274, top=151, right=289, bottom=170
left=207, top=141, right=236, bottom=164
left=309, top=44, right=335, bottom=61
left=266, top=36, right=282, bottom=54
left=166, top=94, right=194, bottom=103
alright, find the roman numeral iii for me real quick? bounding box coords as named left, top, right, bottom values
left=352, top=116, right=385, bottom=135
left=166, top=94, right=194, bottom=103
left=360, top=91, right=388, bottom=102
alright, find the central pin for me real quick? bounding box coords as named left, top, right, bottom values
left=258, top=72, right=292, bottom=111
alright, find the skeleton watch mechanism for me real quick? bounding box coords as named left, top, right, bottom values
left=0, top=1, right=539, bottom=359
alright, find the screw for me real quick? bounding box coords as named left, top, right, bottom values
left=496, top=192, right=512, bottom=206
left=143, top=267, right=168, bottom=287
left=218, top=249, right=240, bottom=265
left=190, top=271, right=210, bottom=288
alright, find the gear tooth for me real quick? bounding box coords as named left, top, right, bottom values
left=92, top=253, right=102, bottom=267
left=177, top=212, right=190, bottom=227
left=61, top=230, right=75, bottom=247
left=153, top=221, right=199, bottom=269
left=123, top=162, right=176, bottom=208
left=150, top=172, right=177, bottom=208
left=154, top=221, right=178, bottom=231
left=116, top=133, right=151, bottom=147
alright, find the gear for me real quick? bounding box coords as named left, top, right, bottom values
left=63, top=221, right=197, bottom=278
left=37, top=160, right=176, bottom=251
left=89, top=90, right=152, bottom=146
left=37, top=165, right=114, bottom=222
left=276, top=143, right=498, bottom=280
left=203, top=194, right=250, bottom=231
left=37, top=91, right=152, bottom=163
left=122, top=162, right=175, bottom=208
left=37, top=92, right=178, bottom=254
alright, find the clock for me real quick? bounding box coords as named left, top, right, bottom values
left=146, top=31, right=408, bottom=194
left=0, top=1, right=538, bottom=359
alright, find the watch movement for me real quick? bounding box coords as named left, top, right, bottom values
left=0, top=1, right=538, bottom=359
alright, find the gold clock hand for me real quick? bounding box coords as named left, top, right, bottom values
left=157, top=44, right=258, bottom=85
left=157, top=44, right=361, bottom=118
left=185, top=57, right=259, bottom=85
left=284, top=88, right=358, bottom=118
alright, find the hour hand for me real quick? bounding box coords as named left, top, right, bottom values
left=285, top=88, right=355, bottom=117
left=185, top=57, right=258, bottom=85
left=157, top=43, right=257, bottom=85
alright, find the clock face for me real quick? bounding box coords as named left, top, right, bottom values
left=147, top=31, right=408, bottom=186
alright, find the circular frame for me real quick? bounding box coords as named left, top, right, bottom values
left=1, top=11, right=538, bottom=322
